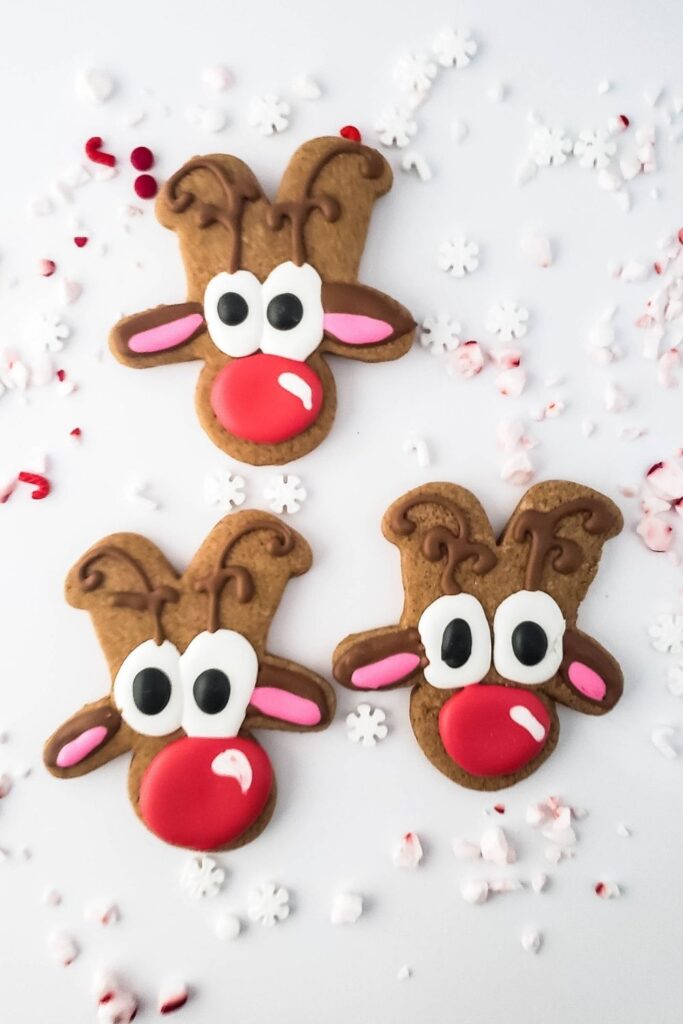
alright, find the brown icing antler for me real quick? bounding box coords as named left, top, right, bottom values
left=268, top=140, right=385, bottom=266
left=389, top=492, right=497, bottom=595
left=195, top=520, right=295, bottom=632
left=163, top=157, right=264, bottom=272
left=78, top=545, right=179, bottom=645
left=513, top=497, right=617, bottom=590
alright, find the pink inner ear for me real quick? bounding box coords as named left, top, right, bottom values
left=351, top=652, right=421, bottom=690
left=567, top=661, right=607, bottom=701
left=323, top=312, right=393, bottom=346
left=128, top=312, right=204, bottom=354
left=249, top=687, right=321, bottom=726
left=56, top=726, right=108, bottom=768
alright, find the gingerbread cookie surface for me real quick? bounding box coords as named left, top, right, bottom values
left=44, top=512, right=334, bottom=851
left=333, top=481, right=623, bottom=790
left=110, top=136, right=415, bottom=465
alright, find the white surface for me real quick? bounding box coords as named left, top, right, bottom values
left=0, top=1, right=682, bottom=1020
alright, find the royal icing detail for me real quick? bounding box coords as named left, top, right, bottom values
left=248, top=687, right=321, bottom=726
left=350, top=652, right=421, bottom=689
left=323, top=312, right=393, bottom=345
left=567, top=660, right=607, bottom=701
left=56, top=725, right=108, bottom=768
left=492, top=590, right=565, bottom=685
left=418, top=593, right=492, bottom=689
left=128, top=312, right=205, bottom=354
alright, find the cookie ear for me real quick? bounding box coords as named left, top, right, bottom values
left=498, top=481, right=623, bottom=618
left=273, top=136, right=393, bottom=280
left=246, top=654, right=335, bottom=731
left=110, top=303, right=207, bottom=368
left=544, top=628, right=623, bottom=713
left=382, top=484, right=499, bottom=622
left=333, top=626, right=424, bottom=691
left=321, top=283, right=415, bottom=362
left=65, top=535, right=181, bottom=675
left=44, top=698, right=131, bottom=778
left=182, top=511, right=311, bottom=652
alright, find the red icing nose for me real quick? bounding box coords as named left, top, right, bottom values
left=138, top=737, right=273, bottom=851
left=210, top=354, right=323, bottom=444
left=438, top=685, right=552, bottom=779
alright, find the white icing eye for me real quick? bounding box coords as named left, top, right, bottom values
left=493, top=590, right=566, bottom=684
left=260, top=261, right=324, bottom=361
left=204, top=270, right=263, bottom=356
left=113, top=639, right=183, bottom=737
left=179, top=630, right=259, bottom=738
left=417, top=594, right=492, bottom=689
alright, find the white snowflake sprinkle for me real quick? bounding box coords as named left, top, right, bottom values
left=421, top=314, right=461, bottom=353
left=394, top=53, right=437, bottom=97
left=264, top=474, right=306, bottom=514
left=529, top=125, right=573, bottom=167
left=180, top=855, right=225, bottom=899
left=247, top=95, right=290, bottom=136
left=203, top=470, right=246, bottom=512
left=486, top=302, right=529, bottom=342
left=346, top=704, right=388, bottom=747
left=25, top=312, right=70, bottom=353
left=437, top=237, right=479, bottom=277
left=374, top=107, right=417, bottom=148
left=433, top=27, right=477, bottom=69
left=574, top=129, right=616, bottom=169
left=649, top=613, right=683, bottom=653
left=248, top=882, right=290, bottom=926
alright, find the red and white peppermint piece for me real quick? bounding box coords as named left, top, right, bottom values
left=392, top=831, right=424, bottom=869
left=158, top=979, right=189, bottom=1014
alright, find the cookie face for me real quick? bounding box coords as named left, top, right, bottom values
left=110, top=137, right=415, bottom=465
left=44, top=512, right=335, bottom=852
left=333, top=481, right=623, bottom=791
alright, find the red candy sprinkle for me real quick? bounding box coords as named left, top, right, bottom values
left=56, top=369, right=66, bottom=382
left=70, top=427, right=82, bottom=439
left=130, top=146, right=154, bottom=171
left=678, top=228, right=683, bottom=246
left=17, top=472, right=50, bottom=500
left=134, top=174, right=158, bottom=200
left=84, top=136, right=117, bottom=168
left=74, top=236, right=88, bottom=248
left=340, top=125, right=361, bottom=142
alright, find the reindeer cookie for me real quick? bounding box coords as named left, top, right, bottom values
left=334, top=481, right=623, bottom=790
left=110, top=136, right=415, bottom=465
left=44, top=513, right=334, bottom=851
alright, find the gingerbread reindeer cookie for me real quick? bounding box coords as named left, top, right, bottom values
left=333, top=481, right=623, bottom=790
left=110, top=136, right=415, bottom=465
left=44, top=512, right=334, bottom=851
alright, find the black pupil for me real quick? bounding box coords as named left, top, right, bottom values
left=217, top=291, right=249, bottom=326
left=193, top=669, right=231, bottom=715
left=132, top=667, right=171, bottom=716
left=266, top=292, right=303, bottom=330
left=511, top=621, right=548, bottom=666
left=441, top=618, right=472, bottom=669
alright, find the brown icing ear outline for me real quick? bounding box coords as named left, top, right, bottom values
left=44, top=698, right=131, bottom=778
left=333, top=626, right=425, bottom=691
left=245, top=654, right=335, bottom=731
left=110, top=302, right=206, bottom=369
left=320, top=282, right=416, bottom=361
left=544, top=628, right=623, bottom=713
left=387, top=490, right=498, bottom=595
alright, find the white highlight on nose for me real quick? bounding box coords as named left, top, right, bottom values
left=278, top=372, right=312, bottom=410
left=211, top=749, right=253, bottom=793
left=509, top=705, right=546, bottom=742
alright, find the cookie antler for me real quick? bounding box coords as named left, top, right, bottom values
left=195, top=519, right=295, bottom=633
left=77, top=544, right=179, bottom=645
left=388, top=490, right=498, bottom=595
left=513, top=499, right=617, bottom=589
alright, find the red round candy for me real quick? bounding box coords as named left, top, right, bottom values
left=134, top=173, right=158, bottom=199
left=130, top=145, right=154, bottom=171
left=340, top=125, right=362, bottom=142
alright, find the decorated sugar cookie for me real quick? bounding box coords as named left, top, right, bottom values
left=110, top=136, right=415, bottom=465
left=333, top=481, right=623, bottom=790
left=44, top=512, right=334, bottom=851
